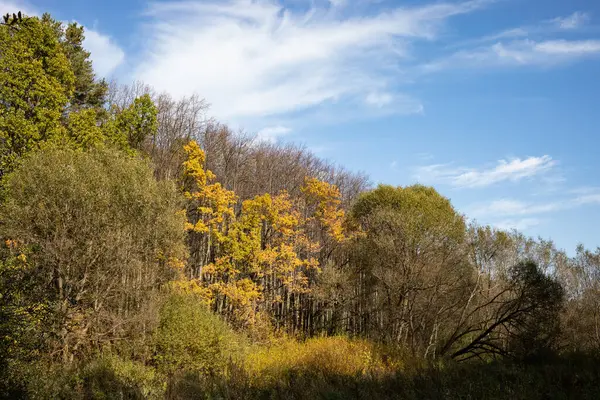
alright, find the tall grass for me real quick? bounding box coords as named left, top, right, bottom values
left=4, top=298, right=600, bottom=400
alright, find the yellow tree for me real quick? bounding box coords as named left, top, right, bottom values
left=178, top=145, right=349, bottom=334
left=301, top=177, right=347, bottom=257
left=204, top=191, right=319, bottom=330
left=181, top=140, right=236, bottom=279
left=299, top=177, right=349, bottom=334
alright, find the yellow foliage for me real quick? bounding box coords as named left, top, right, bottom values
left=210, top=279, right=261, bottom=307
left=182, top=140, right=209, bottom=188
left=178, top=145, right=349, bottom=330
left=223, top=192, right=319, bottom=293
left=301, top=176, right=347, bottom=242
left=182, top=140, right=236, bottom=240
left=168, top=278, right=213, bottom=303
left=244, top=336, right=395, bottom=385
left=166, top=256, right=185, bottom=271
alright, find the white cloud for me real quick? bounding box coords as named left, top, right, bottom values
left=133, top=0, right=492, bottom=122
left=256, top=125, right=291, bottom=143
left=328, top=0, right=347, bottom=9
left=575, top=193, right=600, bottom=206
left=426, top=39, right=600, bottom=71
left=494, top=218, right=541, bottom=231
left=491, top=39, right=600, bottom=65
left=448, top=10, right=592, bottom=52
left=415, top=155, right=556, bottom=188
left=466, top=189, right=600, bottom=221
left=83, top=29, right=125, bottom=78
left=469, top=199, right=562, bottom=218
left=365, top=92, right=393, bottom=108
left=551, top=11, right=590, bottom=30
left=485, top=27, right=529, bottom=41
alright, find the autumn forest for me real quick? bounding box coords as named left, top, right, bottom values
left=2, top=12, right=600, bottom=400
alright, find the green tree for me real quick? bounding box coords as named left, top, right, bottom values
left=113, top=94, right=158, bottom=150
left=0, top=13, right=75, bottom=179
left=350, top=184, right=469, bottom=355
left=60, top=22, right=108, bottom=111
left=0, top=13, right=119, bottom=181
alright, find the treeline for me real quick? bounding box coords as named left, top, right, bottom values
left=2, top=12, right=600, bottom=399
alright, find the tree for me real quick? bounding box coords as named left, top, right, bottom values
left=449, top=261, right=564, bottom=361
left=559, top=245, right=600, bottom=352
left=0, top=13, right=75, bottom=179
left=0, top=147, right=187, bottom=362
left=0, top=13, right=123, bottom=182
left=152, top=294, right=242, bottom=377
left=349, top=184, right=469, bottom=355
left=112, top=94, right=158, bottom=150
left=181, top=140, right=236, bottom=278
left=60, top=22, right=108, bottom=111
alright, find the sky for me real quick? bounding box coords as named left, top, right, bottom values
left=2, top=0, right=600, bottom=254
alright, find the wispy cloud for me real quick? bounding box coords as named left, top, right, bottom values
left=454, top=11, right=592, bottom=48
left=494, top=218, right=542, bottom=231
left=551, top=11, right=590, bottom=30
left=133, top=0, right=493, bottom=123
left=256, top=125, right=291, bottom=143
left=415, top=155, right=556, bottom=188
left=467, top=191, right=600, bottom=228
left=365, top=92, right=394, bottom=108
left=426, top=39, right=600, bottom=71
left=435, top=10, right=598, bottom=71
left=467, top=199, right=552, bottom=231
left=574, top=193, right=600, bottom=206
left=469, top=199, right=562, bottom=218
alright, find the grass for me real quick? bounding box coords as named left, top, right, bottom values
left=4, top=333, right=600, bottom=399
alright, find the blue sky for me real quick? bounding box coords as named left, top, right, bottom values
left=2, top=0, right=600, bottom=254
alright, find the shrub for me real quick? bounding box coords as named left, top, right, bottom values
left=152, top=293, right=245, bottom=377
left=80, top=356, right=164, bottom=400
left=244, top=336, right=393, bottom=385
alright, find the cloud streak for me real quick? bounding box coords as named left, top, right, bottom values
left=432, top=11, right=598, bottom=71
left=256, top=125, right=291, bottom=143
left=133, top=0, right=493, bottom=123
left=494, top=218, right=542, bottom=231
left=469, top=199, right=562, bottom=218
left=466, top=191, right=600, bottom=230
left=415, top=155, right=556, bottom=188
left=551, top=11, right=590, bottom=30
left=426, top=39, right=600, bottom=71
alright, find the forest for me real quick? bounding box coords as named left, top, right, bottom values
left=1, top=12, right=600, bottom=400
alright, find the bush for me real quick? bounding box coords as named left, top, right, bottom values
left=3, top=356, right=164, bottom=400
left=152, top=293, right=245, bottom=377
left=245, top=336, right=394, bottom=385
left=80, top=356, right=165, bottom=400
